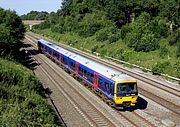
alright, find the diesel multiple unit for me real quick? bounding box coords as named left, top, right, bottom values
left=38, top=39, right=138, bottom=109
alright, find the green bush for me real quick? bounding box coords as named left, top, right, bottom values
left=91, top=45, right=99, bottom=53
left=108, top=34, right=120, bottom=43
left=159, top=45, right=168, bottom=58
left=169, top=28, right=180, bottom=45
left=152, top=61, right=170, bottom=74
left=96, top=32, right=108, bottom=42
left=173, top=61, right=180, bottom=78
left=78, top=22, right=101, bottom=37
left=124, top=13, right=160, bottom=52
left=33, top=21, right=51, bottom=30
left=136, top=33, right=159, bottom=52
left=121, top=25, right=131, bottom=39
left=51, top=24, right=64, bottom=34
left=0, top=59, right=60, bottom=126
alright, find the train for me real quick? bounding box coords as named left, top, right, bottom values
left=37, top=39, right=138, bottom=110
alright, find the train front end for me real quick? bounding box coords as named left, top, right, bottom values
left=114, top=80, right=138, bottom=109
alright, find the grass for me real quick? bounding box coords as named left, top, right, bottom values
left=33, top=29, right=180, bottom=80
left=0, top=58, right=60, bottom=126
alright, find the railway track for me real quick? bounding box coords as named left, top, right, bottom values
left=24, top=39, right=121, bottom=127
left=26, top=32, right=180, bottom=119
left=138, top=87, right=180, bottom=116
left=23, top=35, right=163, bottom=127
left=26, top=32, right=180, bottom=98
left=25, top=36, right=157, bottom=127
left=26, top=33, right=180, bottom=114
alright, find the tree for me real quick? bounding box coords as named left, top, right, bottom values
left=0, top=8, right=25, bottom=52
left=159, top=0, right=179, bottom=31
left=21, top=11, right=49, bottom=20
left=124, top=12, right=160, bottom=52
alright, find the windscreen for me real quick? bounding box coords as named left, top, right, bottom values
left=117, top=82, right=137, bottom=95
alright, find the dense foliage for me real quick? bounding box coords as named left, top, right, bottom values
left=0, top=59, right=60, bottom=126
left=33, top=0, right=180, bottom=78
left=21, top=11, right=49, bottom=20
left=0, top=8, right=25, bottom=53
left=0, top=8, right=61, bottom=126
left=34, top=0, right=179, bottom=52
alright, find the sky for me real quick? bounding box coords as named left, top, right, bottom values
left=0, top=0, right=62, bottom=15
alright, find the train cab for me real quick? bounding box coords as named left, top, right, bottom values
left=114, top=80, right=138, bottom=108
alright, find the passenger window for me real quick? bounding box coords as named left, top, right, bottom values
left=79, top=67, right=81, bottom=71
left=70, top=62, right=72, bottom=66
left=104, top=82, right=109, bottom=91
left=110, top=83, right=113, bottom=94
left=98, top=78, right=102, bottom=86
left=62, top=57, right=66, bottom=64
left=54, top=52, right=59, bottom=59
left=91, top=73, right=94, bottom=78
left=49, top=49, right=51, bottom=55
left=90, top=73, right=94, bottom=81
left=87, top=72, right=90, bottom=78
left=84, top=70, right=87, bottom=75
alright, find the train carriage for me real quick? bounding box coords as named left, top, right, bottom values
left=38, top=39, right=138, bottom=109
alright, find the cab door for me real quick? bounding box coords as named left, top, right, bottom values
left=93, top=72, right=98, bottom=90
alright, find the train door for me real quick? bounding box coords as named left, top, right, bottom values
left=59, top=54, right=61, bottom=64
left=93, top=72, right=98, bottom=90
left=108, top=83, right=114, bottom=97
left=51, top=49, right=54, bottom=57
left=43, top=45, right=46, bottom=52
left=75, top=62, right=79, bottom=76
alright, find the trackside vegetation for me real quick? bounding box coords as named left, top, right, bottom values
left=0, top=59, right=59, bottom=126
left=30, top=0, right=180, bottom=79
left=0, top=8, right=61, bottom=126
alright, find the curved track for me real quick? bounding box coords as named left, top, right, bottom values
left=25, top=36, right=157, bottom=127
left=24, top=39, right=124, bottom=127
left=26, top=33, right=180, bottom=110
left=26, top=32, right=180, bottom=98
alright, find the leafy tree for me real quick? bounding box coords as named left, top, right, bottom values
left=149, top=17, right=169, bottom=38
left=35, top=11, right=49, bottom=20
left=78, top=11, right=113, bottom=37
left=0, top=24, right=14, bottom=47
left=169, top=28, right=180, bottom=45
left=104, top=0, right=127, bottom=28
left=21, top=11, right=49, bottom=20
left=159, top=0, right=179, bottom=30
left=60, top=0, right=73, bottom=16
left=33, top=0, right=179, bottom=54
left=136, top=33, right=158, bottom=52
left=0, top=9, right=25, bottom=52
left=124, top=12, right=160, bottom=52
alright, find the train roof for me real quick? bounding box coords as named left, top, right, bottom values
left=39, top=39, right=136, bottom=82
